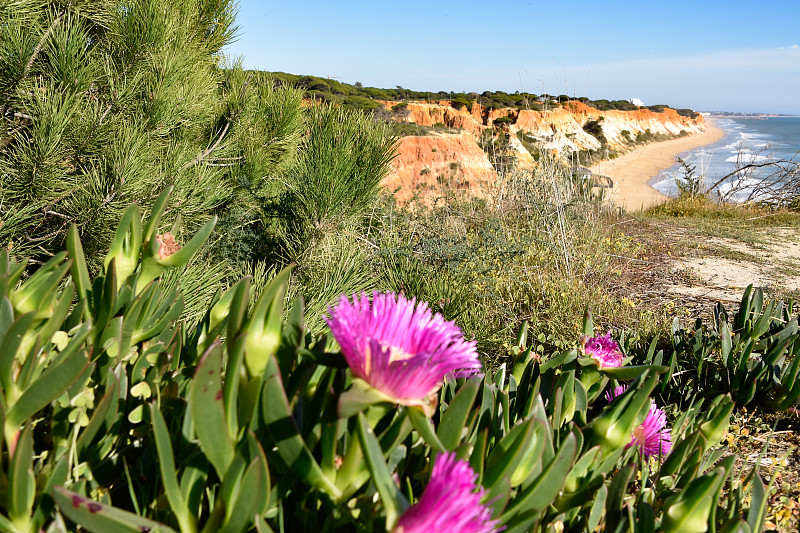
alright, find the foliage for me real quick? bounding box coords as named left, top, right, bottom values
left=663, top=285, right=800, bottom=410
left=0, top=205, right=773, bottom=532
left=0, top=0, right=246, bottom=265
left=377, top=163, right=667, bottom=364
left=676, top=108, right=700, bottom=119
left=449, top=96, right=474, bottom=111
left=675, top=156, right=705, bottom=199
left=576, top=98, right=639, bottom=111
left=0, top=2, right=400, bottom=335
left=582, top=118, right=608, bottom=147
left=271, top=104, right=397, bottom=261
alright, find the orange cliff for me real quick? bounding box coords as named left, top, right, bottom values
left=381, top=99, right=707, bottom=204
left=386, top=132, right=497, bottom=205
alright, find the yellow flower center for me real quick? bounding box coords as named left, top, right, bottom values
left=364, top=343, right=414, bottom=375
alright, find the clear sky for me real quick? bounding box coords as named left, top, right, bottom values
left=223, top=0, right=800, bottom=115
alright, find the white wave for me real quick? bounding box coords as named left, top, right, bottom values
left=725, top=154, right=771, bottom=163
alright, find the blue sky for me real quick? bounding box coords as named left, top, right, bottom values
left=223, top=0, right=800, bottom=114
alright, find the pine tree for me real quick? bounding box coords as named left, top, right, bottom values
left=1, top=0, right=397, bottom=319
left=0, top=0, right=306, bottom=268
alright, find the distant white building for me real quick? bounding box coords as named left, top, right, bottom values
left=630, top=98, right=645, bottom=107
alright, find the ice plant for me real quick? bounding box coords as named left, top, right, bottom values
left=581, top=332, right=625, bottom=368
left=154, top=232, right=180, bottom=259
left=607, top=386, right=672, bottom=458
left=393, top=452, right=500, bottom=533
left=325, top=292, right=482, bottom=409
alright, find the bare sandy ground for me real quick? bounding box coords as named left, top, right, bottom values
left=668, top=229, right=800, bottom=302
left=590, top=120, right=726, bottom=211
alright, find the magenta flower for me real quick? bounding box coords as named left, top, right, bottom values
left=581, top=332, right=625, bottom=368
left=393, top=452, right=501, bottom=533
left=606, top=386, right=672, bottom=458
left=325, top=292, right=483, bottom=409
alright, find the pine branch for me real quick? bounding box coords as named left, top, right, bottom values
left=22, top=10, right=66, bottom=80
left=180, top=73, right=255, bottom=171
left=181, top=120, right=231, bottom=170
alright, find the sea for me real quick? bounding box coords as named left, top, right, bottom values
left=650, top=117, right=800, bottom=202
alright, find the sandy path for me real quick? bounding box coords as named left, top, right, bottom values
left=589, top=120, right=726, bottom=211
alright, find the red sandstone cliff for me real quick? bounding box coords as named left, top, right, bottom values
left=386, top=132, right=497, bottom=205
left=383, top=100, right=706, bottom=204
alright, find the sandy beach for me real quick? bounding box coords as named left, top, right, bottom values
left=589, top=119, right=726, bottom=211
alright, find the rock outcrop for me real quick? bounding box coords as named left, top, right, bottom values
left=386, top=132, right=497, bottom=205
left=383, top=99, right=707, bottom=204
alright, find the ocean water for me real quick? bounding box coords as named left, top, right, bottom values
left=650, top=117, right=800, bottom=202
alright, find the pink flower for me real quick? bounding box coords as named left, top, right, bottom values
left=393, top=452, right=501, bottom=533
left=606, top=386, right=672, bottom=458
left=581, top=332, right=625, bottom=368
left=325, top=292, right=482, bottom=407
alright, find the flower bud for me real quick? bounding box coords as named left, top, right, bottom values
left=138, top=217, right=216, bottom=291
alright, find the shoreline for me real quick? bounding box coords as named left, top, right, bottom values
left=589, top=119, right=726, bottom=211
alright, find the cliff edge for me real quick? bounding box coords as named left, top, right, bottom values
left=383, top=99, right=706, bottom=204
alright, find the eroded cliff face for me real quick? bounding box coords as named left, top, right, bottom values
left=385, top=132, right=497, bottom=205
left=384, top=99, right=706, bottom=203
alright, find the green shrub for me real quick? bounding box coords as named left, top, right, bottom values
left=583, top=118, right=608, bottom=146
left=0, top=215, right=771, bottom=531
left=449, top=96, right=473, bottom=111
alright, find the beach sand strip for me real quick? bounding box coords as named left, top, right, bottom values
left=589, top=119, right=726, bottom=211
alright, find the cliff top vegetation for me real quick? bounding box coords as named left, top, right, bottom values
left=262, top=71, right=698, bottom=118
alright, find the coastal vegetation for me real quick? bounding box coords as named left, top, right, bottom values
left=1, top=1, right=799, bottom=532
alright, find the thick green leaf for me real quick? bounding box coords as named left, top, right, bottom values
left=221, top=457, right=265, bottom=533
left=587, top=483, right=608, bottom=532
left=437, top=379, right=480, bottom=450
left=599, top=364, right=668, bottom=380
left=259, top=356, right=340, bottom=499
left=605, top=463, right=635, bottom=530
left=540, top=349, right=576, bottom=373
left=150, top=404, right=195, bottom=533
left=638, top=502, right=656, bottom=533
left=338, top=378, right=394, bottom=419
left=0, top=514, right=16, bottom=532
left=143, top=188, right=173, bottom=243
left=8, top=425, right=35, bottom=523
left=746, top=471, right=768, bottom=532
left=0, top=311, right=35, bottom=392
left=357, top=412, right=406, bottom=529
left=254, top=515, right=275, bottom=533
left=244, top=265, right=292, bottom=378
left=6, top=342, right=89, bottom=428
left=54, top=486, right=176, bottom=533
left=407, top=405, right=445, bottom=452
left=483, top=417, right=536, bottom=491
left=276, top=296, right=304, bottom=380
left=662, top=469, right=726, bottom=533
left=0, top=297, right=13, bottom=339
left=501, top=430, right=578, bottom=519
left=190, top=342, right=234, bottom=478
left=66, top=224, right=92, bottom=304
